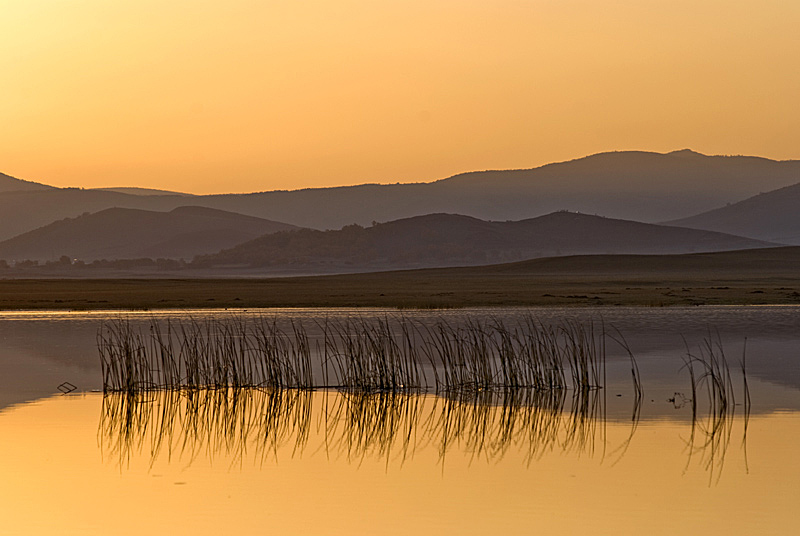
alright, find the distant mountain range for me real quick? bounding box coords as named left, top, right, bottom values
left=1, top=149, right=798, bottom=273
left=193, top=212, right=776, bottom=273
left=665, top=182, right=800, bottom=244
left=1, top=149, right=799, bottom=241
left=0, top=206, right=299, bottom=262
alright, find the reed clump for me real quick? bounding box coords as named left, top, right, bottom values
left=99, top=314, right=628, bottom=395
left=321, top=317, right=425, bottom=392
left=99, top=316, right=313, bottom=392
left=427, top=317, right=605, bottom=392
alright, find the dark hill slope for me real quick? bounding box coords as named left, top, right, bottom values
left=665, top=182, right=800, bottom=245
left=0, top=189, right=193, bottom=241
left=0, top=172, right=54, bottom=193
left=194, top=212, right=775, bottom=273
left=0, top=206, right=299, bottom=262
left=465, top=245, right=800, bottom=276
left=91, top=187, right=195, bottom=197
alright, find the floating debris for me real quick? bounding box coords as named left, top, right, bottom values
left=58, top=382, right=77, bottom=394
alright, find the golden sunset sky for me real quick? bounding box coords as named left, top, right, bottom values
left=3, top=0, right=799, bottom=194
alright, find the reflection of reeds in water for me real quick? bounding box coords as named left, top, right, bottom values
left=681, top=334, right=751, bottom=483
left=99, top=315, right=619, bottom=394
left=323, top=390, right=425, bottom=465
left=429, top=388, right=604, bottom=466
left=100, top=388, right=618, bottom=469
left=101, top=388, right=313, bottom=468
left=98, top=315, right=644, bottom=468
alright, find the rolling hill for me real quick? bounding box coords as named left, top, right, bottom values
left=0, top=206, right=300, bottom=262
left=0, top=172, right=54, bottom=193
left=193, top=212, right=777, bottom=273
left=91, top=187, right=195, bottom=196
left=1, top=150, right=798, bottom=240
left=191, top=149, right=800, bottom=229
left=665, top=182, right=800, bottom=245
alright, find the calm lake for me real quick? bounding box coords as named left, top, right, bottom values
left=1, top=306, right=798, bottom=535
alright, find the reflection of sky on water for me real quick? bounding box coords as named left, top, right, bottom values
left=1, top=307, right=798, bottom=535
left=1, top=391, right=798, bottom=536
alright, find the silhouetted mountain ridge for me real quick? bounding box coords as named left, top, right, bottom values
left=193, top=211, right=776, bottom=273
left=0, top=172, right=54, bottom=193
left=665, top=182, right=800, bottom=244
left=0, top=206, right=300, bottom=262
left=91, top=187, right=195, bottom=197
left=0, top=149, right=798, bottom=240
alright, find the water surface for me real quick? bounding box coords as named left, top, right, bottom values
left=1, top=306, right=798, bottom=534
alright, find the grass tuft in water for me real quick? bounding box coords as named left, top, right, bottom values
left=99, top=314, right=639, bottom=398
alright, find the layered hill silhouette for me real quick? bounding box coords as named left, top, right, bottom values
left=1, top=149, right=798, bottom=241
left=665, top=182, right=800, bottom=245
left=192, top=212, right=776, bottom=273
left=91, top=187, right=195, bottom=197
left=409, top=245, right=800, bottom=277
left=0, top=206, right=299, bottom=262
left=162, top=150, right=800, bottom=229
left=0, top=172, right=54, bottom=193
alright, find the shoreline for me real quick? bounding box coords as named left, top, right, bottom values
left=1, top=276, right=798, bottom=310
left=3, top=248, right=799, bottom=310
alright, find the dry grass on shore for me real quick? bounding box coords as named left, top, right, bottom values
left=1, top=247, right=799, bottom=310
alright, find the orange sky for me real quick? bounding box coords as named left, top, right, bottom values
left=3, top=0, right=799, bottom=194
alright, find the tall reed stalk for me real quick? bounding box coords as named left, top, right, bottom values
left=680, top=333, right=750, bottom=484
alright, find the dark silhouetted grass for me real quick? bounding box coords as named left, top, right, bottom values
left=99, top=314, right=631, bottom=396
left=680, top=333, right=751, bottom=483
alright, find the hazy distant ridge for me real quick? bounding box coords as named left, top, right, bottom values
left=0, top=206, right=300, bottom=262
left=1, top=149, right=799, bottom=241
left=194, top=211, right=776, bottom=273
left=665, top=182, right=800, bottom=244
left=91, top=186, right=195, bottom=197
left=194, top=150, right=800, bottom=229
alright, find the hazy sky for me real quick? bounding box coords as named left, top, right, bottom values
left=3, top=0, right=799, bottom=194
